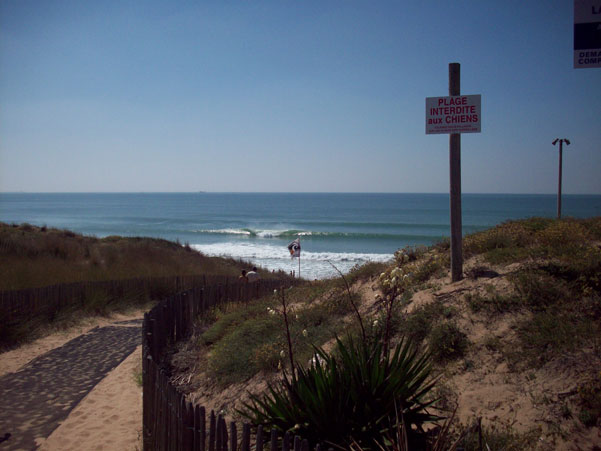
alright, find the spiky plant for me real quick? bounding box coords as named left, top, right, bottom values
left=239, top=335, right=439, bottom=449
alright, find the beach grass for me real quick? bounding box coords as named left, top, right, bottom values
left=0, top=222, right=293, bottom=349
left=0, top=222, right=263, bottom=290
left=166, top=216, right=601, bottom=447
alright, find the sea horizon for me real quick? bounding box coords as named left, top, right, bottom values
left=2, top=191, right=601, bottom=195
left=1, top=192, right=600, bottom=279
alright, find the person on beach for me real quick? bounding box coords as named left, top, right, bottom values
left=239, top=269, right=248, bottom=283
left=246, top=267, right=260, bottom=283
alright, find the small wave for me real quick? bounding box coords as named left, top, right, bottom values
left=195, top=228, right=254, bottom=236
left=192, top=228, right=444, bottom=241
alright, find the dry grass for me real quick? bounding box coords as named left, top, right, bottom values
left=0, top=222, right=273, bottom=290
left=0, top=223, right=293, bottom=349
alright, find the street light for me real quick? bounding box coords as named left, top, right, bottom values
left=552, top=138, right=570, bottom=219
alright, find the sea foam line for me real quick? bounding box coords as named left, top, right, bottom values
left=191, top=242, right=392, bottom=263
left=191, top=242, right=393, bottom=279
left=192, top=228, right=444, bottom=240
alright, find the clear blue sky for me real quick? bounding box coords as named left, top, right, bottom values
left=1, top=0, right=600, bottom=194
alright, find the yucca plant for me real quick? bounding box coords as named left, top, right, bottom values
left=239, top=335, right=440, bottom=449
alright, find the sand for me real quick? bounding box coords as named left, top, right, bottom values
left=36, top=346, right=142, bottom=451
left=0, top=311, right=145, bottom=451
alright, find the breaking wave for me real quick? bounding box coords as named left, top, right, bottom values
left=191, top=242, right=393, bottom=280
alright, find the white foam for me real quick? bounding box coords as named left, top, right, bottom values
left=191, top=242, right=392, bottom=280
left=198, top=229, right=253, bottom=235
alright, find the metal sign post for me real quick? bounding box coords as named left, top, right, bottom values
left=449, top=63, right=462, bottom=282
left=553, top=138, right=571, bottom=219
left=426, top=63, right=482, bottom=282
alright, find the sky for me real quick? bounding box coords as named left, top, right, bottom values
left=0, top=0, right=600, bottom=194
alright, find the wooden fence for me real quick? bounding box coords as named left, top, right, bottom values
left=0, top=274, right=244, bottom=324
left=142, top=279, right=321, bottom=451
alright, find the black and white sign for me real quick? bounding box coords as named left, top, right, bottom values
left=574, top=0, right=601, bottom=68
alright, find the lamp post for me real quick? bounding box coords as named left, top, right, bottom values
left=552, top=138, right=570, bottom=219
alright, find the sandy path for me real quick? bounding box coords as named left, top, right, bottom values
left=37, top=346, right=143, bottom=451
left=1, top=311, right=147, bottom=378
left=0, top=315, right=144, bottom=450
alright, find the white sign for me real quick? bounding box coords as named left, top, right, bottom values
left=425, top=95, right=481, bottom=135
left=574, top=0, right=601, bottom=68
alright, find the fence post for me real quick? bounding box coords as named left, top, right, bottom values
left=256, top=425, right=264, bottom=451
left=220, top=416, right=228, bottom=451
left=209, top=411, right=216, bottom=451
left=142, top=313, right=151, bottom=451
left=241, top=423, right=251, bottom=451
left=183, top=400, right=194, bottom=449
left=283, top=431, right=291, bottom=451
left=196, top=405, right=206, bottom=451
left=215, top=415, right=223, bottom=451
left=229, top=422, right=237, bottom=451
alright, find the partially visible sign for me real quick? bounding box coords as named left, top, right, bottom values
left=574, top=0, right=601, bottom=68
left=425, top=95, right=481, bottom=135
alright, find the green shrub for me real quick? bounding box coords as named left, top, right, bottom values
left=240, top=336, right=439, bottom=449
left=465, top=289, right=520, bottom=315
left=208, top=314, right=283, bottom=384
left=202, top=290, right=349, bottom=384
left=460, top=421, right=540, bottom=450
left=201, top=299, right=276, bottom=345
left=483, top=335, right=502, bottom=353
left=514, top=309, right=578, bottom=368
left=577, top=375, right=601, bottom=428
left=412, top=257, right=446, bottom=284
left=346, top=261, right=390, bottom=284
left=511, top=271, right=569, bottom=310
left=429, top=322, right=469, bottom=362
left=401, top=301, right=449, bottom=344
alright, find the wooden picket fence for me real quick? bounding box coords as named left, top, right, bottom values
left=0, top=274, right=244, bottom=324
left=142, top=279, right=321, bottom=451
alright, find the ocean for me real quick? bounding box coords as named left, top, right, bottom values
left=1, top=193, right=600, bottom=280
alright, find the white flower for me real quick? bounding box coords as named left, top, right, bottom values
left=372, top=319, right=379, bottom=327
left=309, top=354, right=325, bottom=367
left=302, top=329, right=308, bottom=337
left=280, top=350, right=286, bottom=358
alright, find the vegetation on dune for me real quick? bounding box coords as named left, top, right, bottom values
left=240, top=336, right=439, bottom=449
left=169, top=216, right=601, bottom=449
left=8, top=217, right=600, bottom=447
left=0, top=222, right=268, bottom=290
left=0, top=222, right=291, bottom=349
left=200, top=281, right=359, bottom=385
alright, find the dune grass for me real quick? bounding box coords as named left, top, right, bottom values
left=0, top=222, right=273, bottom=290
left=167, top=217, right=601, bottom=447
left=0, top=222, right=292, bottom=349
